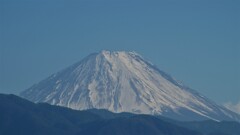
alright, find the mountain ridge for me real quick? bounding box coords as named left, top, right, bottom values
left=1, top=93, right=240, bottom=135
left=0, top=93, right=202, bottom=135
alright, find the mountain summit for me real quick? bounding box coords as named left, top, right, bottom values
left=21, top=50, right=240, bottom=121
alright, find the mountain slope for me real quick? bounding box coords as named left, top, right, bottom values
left=20, top=50, right=240, bottom=121
left=0, top=94, right=104, bottom=135
left=176, top=120, right=240, bottom=135
left=0, top=94, right=203, bottom=135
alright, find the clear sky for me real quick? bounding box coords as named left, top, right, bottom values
left=1, top=0, right=239, bottom=106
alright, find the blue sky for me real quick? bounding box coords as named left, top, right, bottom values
left=0, top=0, right=239, bottom=106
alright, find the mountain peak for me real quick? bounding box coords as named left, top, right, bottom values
left=21, top=51, right=240, bottom=122
left=93, top=50, right=148, bottom=73
left=99, top=50, right=142, bottom=59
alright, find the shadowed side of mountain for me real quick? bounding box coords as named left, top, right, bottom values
left=1, top=94, right=240, bottom=135
left=0, top=94, right=201, bottom=135
left=86, top=108, right=135, bottom=119
left=175, top=120, right=240, bottom=135
left=79, top=115, right=202, bottom=135
left=0, top=94, right=101, bottom=135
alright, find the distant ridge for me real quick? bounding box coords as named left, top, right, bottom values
left=2, top=94, right=240, bottom=135
left=0, top=94, right=202, bottom=135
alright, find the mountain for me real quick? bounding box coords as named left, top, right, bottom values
left=1, top=94, right=240, bottom=135
left=20, top=50, right=240, bottom=122
left=0, top=94, right=101, bottom=135
left=176, top=120, right=240, bottom=135
left=0, top=94, right=203, bottom=135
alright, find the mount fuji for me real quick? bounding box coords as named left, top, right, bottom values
left=21, top=50, right=240, bottom=122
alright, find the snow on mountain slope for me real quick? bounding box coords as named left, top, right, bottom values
left=21, top=50, right=240, bottom=122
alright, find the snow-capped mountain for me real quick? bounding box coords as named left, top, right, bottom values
left=21, top=50, right=240, bottom=121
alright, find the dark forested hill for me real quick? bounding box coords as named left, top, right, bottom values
left=0, top=94, right=239, bottom=135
